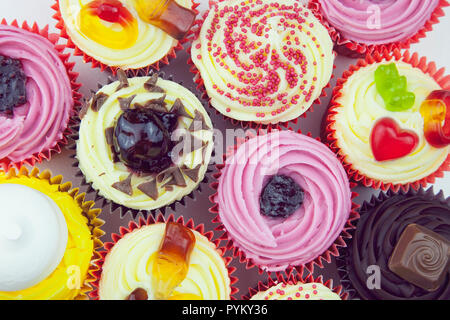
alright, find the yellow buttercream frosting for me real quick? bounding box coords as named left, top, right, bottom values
left=58, top=0, right=192, bottom=69
left=332, top=61, right=449, bottom=184
left=76, top=76, right=213, bottom=211
left=251, top=282, right=341, bottom=300
left=191, top=0, right=334, bottom=124
left=0, top=174, right=94, bottom=300
left=99, top=223, right=231, bottom=300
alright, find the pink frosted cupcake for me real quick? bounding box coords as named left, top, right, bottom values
left=0, top=21, right=80, bottom=171
left=210, top=130, right=359, bottom=273
left=309, top=0, right=449, bottom=57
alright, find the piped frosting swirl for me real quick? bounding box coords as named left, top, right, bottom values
left=215, top=131, right=352, bottom=271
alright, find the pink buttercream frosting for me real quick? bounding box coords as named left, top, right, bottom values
left=0, top=25, right=73, bottom=162
left=318, top=0, right=440, bottom=45
left=216, top=131, right=352, bottom=271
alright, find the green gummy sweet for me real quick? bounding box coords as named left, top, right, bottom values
left=374, top=63, right=415, bottom=112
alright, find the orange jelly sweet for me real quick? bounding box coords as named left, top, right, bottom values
left=151, top=222, right=196, bottom=300
left=132, top=0, right=196, bottom=40
left=79, top=0, right=138, bottom=49
left=420, top=90, right=450, bottom=148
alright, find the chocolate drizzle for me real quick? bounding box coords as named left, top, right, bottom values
left=347, top=189, right=450, bottom=300
left=104, top=72, right=211, bottom=201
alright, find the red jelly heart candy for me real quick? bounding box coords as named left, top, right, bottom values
left=370, top=117, right=419, bottom=162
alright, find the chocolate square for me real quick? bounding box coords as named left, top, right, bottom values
left=388, top=224, right=450, bottom=292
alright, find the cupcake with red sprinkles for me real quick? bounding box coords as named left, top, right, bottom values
left=190, top=0, right=335, bottom=126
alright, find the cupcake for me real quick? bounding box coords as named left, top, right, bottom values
left=324, top=50, right=450, bottom=191
left=0, top=21, right=80, bottom=171
left=53, top=0, right=198, bottom=73
left=210, top=130, right=358, bottom=272
left=190, top=0, right=335, bottom=126
left=75, top=71, right=214, bottom=216
left=0, top=167, right=104, bottom=300
left=91, top=214, right=237, bottom=300
left=245, top=273, right=345, bottom=300
left=342, top=188, right=450, bottom=300
left=309, top=0, right=449, bottom=57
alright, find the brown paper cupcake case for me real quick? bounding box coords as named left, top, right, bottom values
left=335, top=187, right=450, bottom=300
left=1, top=166, right=105, bottom=300
left=67, top=70, right=215, bottom=219
left=187, top=4, right=336, bottom=130
left=0, top=20, right=82, bottom=172
left=208, top=127, right=360, bottom=275
left=323, top=49, right=450, bottom=193
left=52, top=0, right=200, bottom=76
left=308, top=0, right=450, bottom=58
left=242, top=270, right=349, bottom=300
left=89, top=212, right=239, bottom=300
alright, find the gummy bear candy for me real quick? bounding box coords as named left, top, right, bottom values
left=132, top=0, right=196, bottom=40
left=79, top=0, right=138, bottom=49
left=151, top=222, right=196, bottom=300
left=375, top=63, right=416, bottom=112
left=420, top=90, right=450, bottom=148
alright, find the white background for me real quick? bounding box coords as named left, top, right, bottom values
left=1, top=0, right=449, bottom=298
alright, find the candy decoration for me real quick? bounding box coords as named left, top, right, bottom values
left=375, top=63, right=415, bottom=112
left=420, top=90, right=450, bottom=149
left=79, top=0, right=138, bottom=49
left=152, top=222, right=196, bottom=300
left=370, top=118, right=419, bottom=162
left=132, top=0, right=196, bottom=40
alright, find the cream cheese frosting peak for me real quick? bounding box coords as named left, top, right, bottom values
left=0, top=184, right=68, bottom=292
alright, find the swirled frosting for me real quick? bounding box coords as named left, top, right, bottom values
left=77, top=76, right=213, bottom=211
left=0, top=175, right=94, bottom=300
left=58, top=0, right=192, bottom=69
left=216, top=131, right=352, bottom=271
left=99, top=223, right=231, bottom=300
left=347, top=190, right=450, bottom=300
left=317, top=0, right=440, bottom=45
left=251, top=282, right=341, bottom=300
left=332, top=61, right=449, bottom=184
left=0, top=184, right=68, bottom=292
left=0, top=25, right=73, bottom=163
left=191, top=0, right=334, bottom=124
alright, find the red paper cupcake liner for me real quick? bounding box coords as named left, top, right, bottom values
left=0, top=20, right=82, bottom=172
left=242, top=270, right=349, bottom=300
left=208, top=127, right=360, bottom=275
left=1, top=166, right=105, bottom=300
left=187, top=2, right=336, bottom=130
left=67, top=70, right=214, bottom=220
left=323, top=49, right=450, bottom=193
left=51, top=0, right=200, bottom=76
left=308, top=0, right=450, bottom=57
left=89, top=213, right=239, bottom=300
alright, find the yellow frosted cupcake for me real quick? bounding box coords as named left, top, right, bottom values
left=76, top=72, right=213, bottom=214
left=0, top=167, right=104, bottom=300
left=54, top=0, right=197, bottom=71
left=94, top=217, right=234, bottom=300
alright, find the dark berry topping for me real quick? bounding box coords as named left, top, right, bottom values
left=113, top=107, right=178, bottom=173
left=0, top=55, right=27, bottom=118
left=260, top=175, right=304, bottom=218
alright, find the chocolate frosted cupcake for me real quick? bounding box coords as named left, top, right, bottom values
left=0, top=22, right=79, bottom=171
left=75, top=71, right=213, bottom=215
left=210, top=130, right=357, bottom=272
left=343, top=188, right=450, bottom=300
left=190, top=0, right=334, bottom=125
